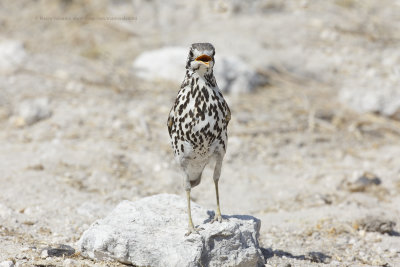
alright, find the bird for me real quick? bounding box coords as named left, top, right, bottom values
left=167, top=43, right=231, bottom=235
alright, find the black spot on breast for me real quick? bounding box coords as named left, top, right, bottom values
left=191, top=84, right=198, bottom=98
left=181, top=79, right=189, bottom=89
left=217, top=101, right=224, bottom=114
left=200, top=102, right=206, bottom=120
left=213, top=122, right=218, bottom=131
left=198, top=134, right=204, bottom=144
left=178, top=105, right=184, bottom=115
left=202, top=86, right=209, bottom=101
left=186, top=131, right=191, bottom=141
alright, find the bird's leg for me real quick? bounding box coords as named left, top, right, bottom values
left=211, top=155, right=223, bottom=223
left=185, top=189, right=203, bottom=236
left=185, top=189, right=196, bottom=235
left=211, top=179, right=223, bottom=223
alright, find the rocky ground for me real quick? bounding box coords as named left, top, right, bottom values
left=1, top=0, right=400, bottom=266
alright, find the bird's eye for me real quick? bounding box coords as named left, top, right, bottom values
left=195, top=55, right=212, bottom=62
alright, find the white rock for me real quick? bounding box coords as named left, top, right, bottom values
left=215, top=56, right=262, bottom=94
left=133, top=47, right=186, bottom=83
left=339, top=48, right=400, bottom=120
left=40, top=249, right=49, bottom=259
left=79, top=194, right=264, bottom=267
left=14, top=98, right=52, bottom=126
left=0, top=261, right=14, bottom=267
left=132, top=47, right=263, bottom=94
left=0, top=40, right=26, bottom=73
left=339, top=85, right=400, bottom=119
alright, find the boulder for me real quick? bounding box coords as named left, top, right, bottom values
left=132, top=47, right=265, bottom=94
left=78, top=194, right=264, bottom=267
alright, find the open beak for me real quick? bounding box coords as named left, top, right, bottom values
left=195, top=55, right=212, bottom=65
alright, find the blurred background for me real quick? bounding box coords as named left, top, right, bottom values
left=1, top=0, right=400, bottom=266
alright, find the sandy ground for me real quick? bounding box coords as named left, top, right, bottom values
left=1, top=1, right=400, bottom=266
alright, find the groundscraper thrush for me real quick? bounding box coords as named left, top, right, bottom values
left=167, top=43, right=231, bottom=235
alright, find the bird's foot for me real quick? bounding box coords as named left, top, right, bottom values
left=185, top=225, right=204, bottom=236
left=210, top=213, right=223, bottom=223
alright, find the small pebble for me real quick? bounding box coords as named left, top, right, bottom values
left=358, top=216, right=396, bottom=234
left=42, top=244, right=75, bottom=257
left=40, top=249, right=48, bottom=259
left=345, top=172, right=382, bottom=192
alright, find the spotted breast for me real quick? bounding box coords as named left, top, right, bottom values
left=168, top=68, right=230, bottom=162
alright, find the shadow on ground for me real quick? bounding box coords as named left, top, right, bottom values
left=202, top=211, right=332, bottom=265
left=261, top=247, right=332, bottom=264
left=203, top=211, right=260, bottom=224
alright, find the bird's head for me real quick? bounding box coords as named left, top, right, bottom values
left=186, top=43, right=215, bottom=74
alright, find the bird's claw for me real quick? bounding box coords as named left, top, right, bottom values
left=185, top=226, right=204, bottom=236
left=210, top=214, right=223, bottom=223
